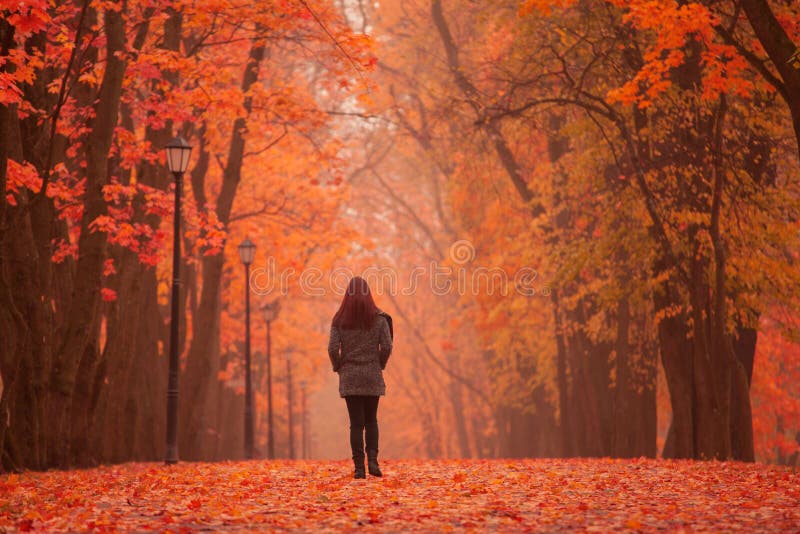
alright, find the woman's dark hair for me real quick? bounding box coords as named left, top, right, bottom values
left=332, top=276, right=378, bottom=330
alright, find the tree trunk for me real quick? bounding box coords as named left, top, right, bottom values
left=46, top=6, right=127, bottom=468
left=91, top=7, right=172, bottom=464
left=447, top=351, right=471, bottom=458
left=730, top=326, right=756, bottom=461
left=658, top=287, right=694, bottom=459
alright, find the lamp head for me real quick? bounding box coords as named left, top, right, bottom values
left=238, top=237, right=256, bottom=266
left=262, top=299, right=280, bottom=322
left=165, top=136, right=193, bottom=174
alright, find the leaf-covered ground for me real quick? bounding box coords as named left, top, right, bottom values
left=1, top=458, right=798, bottom=532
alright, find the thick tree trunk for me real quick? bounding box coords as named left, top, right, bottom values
left=91, top=7, right=170, bottom=464
left=658, top=291, right=694, bottom=459
left=1, top=219, right=46, bottom=470
left=688, top=259, right=730, bottom=460
left=93, top=248, right=164, bottom=462
left=570, top=334, right=603, bottom=457
left=730, top=326, right=756, bottom=461
left=0, top=21, right=70, bottom=470
left=613, top=302, right=658, bottom=458
left=45, top=6, right=127, bottom=467
left=180, top=253, right=224, bottom=459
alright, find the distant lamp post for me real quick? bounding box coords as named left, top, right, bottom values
left=164, top=136, right=192, bottom=465
left=287, top=348, right=294, bottom=460
left=261, top=299, right=281, bottom=460
left=238, top=237, right=256, bottom=459
left=789, top=48, right=800, bottom=70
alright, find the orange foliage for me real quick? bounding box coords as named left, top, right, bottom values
left=752, top=310, right=800, bottom=462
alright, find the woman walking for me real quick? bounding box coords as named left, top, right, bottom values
left=328, top=277, right=393, bottom=479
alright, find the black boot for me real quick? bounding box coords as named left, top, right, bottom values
left=365, top=421, right=382, bottom=477
left=353, top=457, right=366, bottom=479
left=350, top=424, right=366, bottom=479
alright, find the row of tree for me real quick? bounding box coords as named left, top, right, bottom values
left=337, top=0, right=800, bottom=462
left=1, top=0, right=799, bottom=470
left=0, top=0, right=372, bottom=470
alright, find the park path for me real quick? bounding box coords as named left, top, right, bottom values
left=1, top=458, right=799, bottom=532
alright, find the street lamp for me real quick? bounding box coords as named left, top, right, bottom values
left=164, top=136, right=192, bottom=465
left=261, top=299, right=281, bottom=459
left=287, top=348, right=294, bottom=460
left=238, top=237, right=256, bottom=459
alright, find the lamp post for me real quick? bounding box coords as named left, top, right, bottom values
left=238, top=237, right=256, bottom=459
left=287, top=348, right=294, bottom=459
left=164, top=136, right=192, bottom=465
left=261, top=300, right=280, bottom=459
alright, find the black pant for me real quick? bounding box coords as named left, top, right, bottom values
left=345, top=395, right=379, bottom=427
left=345, top=395, right=379, bottom=459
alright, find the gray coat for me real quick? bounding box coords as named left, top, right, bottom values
left=328, top=315, right=393, bottom=397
